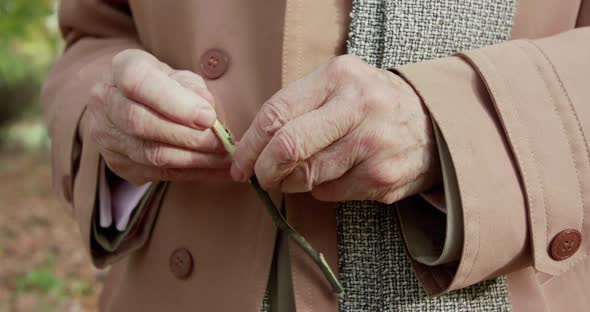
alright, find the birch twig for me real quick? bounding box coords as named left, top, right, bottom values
left=212, top=120, right=344, bottom=298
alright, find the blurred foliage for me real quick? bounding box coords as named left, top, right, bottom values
left=0, top=120, right=50, bottom=151
left=12, top=253, right=95, bottom=308
left=0, top=0, right=60, bottom=148
left=0, top=0, right=59, bottom=76
left=16, top=268, right=64, bottom=296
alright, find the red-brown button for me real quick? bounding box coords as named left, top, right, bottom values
left=169, top=248, right=194, bottom=279
left=62, top=175, right=72, bottom=203
left=549, top=229, right=582, bottom=261
left=200, top=49, right=229, bottom=80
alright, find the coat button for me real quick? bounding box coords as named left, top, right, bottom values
left=200, top=48, right=229, bottom=80
left=550, top=229, right=582, bottom=261
left=62, top=175, right=72, bottom=203
left=169, top=248, right=194, bottom=279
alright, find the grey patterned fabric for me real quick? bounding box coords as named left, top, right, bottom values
left=340, top=0, right=516, bottom=311
left=262, top=1, right=517, bottom=311
left=348, top=0, right=516, bottom=68
left=337, top=202, right=512, bottom=312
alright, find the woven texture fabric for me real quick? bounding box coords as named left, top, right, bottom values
left=348, top=0, right=516, bottom=68
left=336, top=202, right=512, bottom=312
left=340, top=0, right=516, bottom=311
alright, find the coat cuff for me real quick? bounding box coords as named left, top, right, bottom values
left=458, top=32, right=590, bottom=276
left=93, top=160, right=159, bottom=256
left=395, top=55, right=529, bottom=294
left=41, top=38, right=138, bottom=212
left=397, top=121, right=464, bottom=267
left=98, top=163, right=151, bottom=231
left=43, top=37, right=168, bottom=268
left=92, top=177, right=167, bottom=266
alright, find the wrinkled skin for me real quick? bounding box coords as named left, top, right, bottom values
left=81, top=49, right=230, bottom=185
left=231, top=55, right=440, bottom=204
left=81, top=50, right=439, bottom=203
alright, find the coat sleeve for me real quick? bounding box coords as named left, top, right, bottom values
left=41, top=0, right=165, bottom=267
left=394, top=6, right=590, bottom=295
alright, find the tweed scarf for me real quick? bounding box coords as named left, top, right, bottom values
left=340, top=0, right=516, bottom=311
left=261, top=1, right=517, bottom=311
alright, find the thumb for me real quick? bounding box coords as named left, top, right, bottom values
left=170, top=70, right=216, bottom=107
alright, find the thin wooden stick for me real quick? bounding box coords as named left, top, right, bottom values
left=213, top=120, right=344, bottom=298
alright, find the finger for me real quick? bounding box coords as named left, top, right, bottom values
left=104, top=151, right=231, bottom=184
left=112, top=52, right=217, bottom=129
left=253, top=97, right=358, bottom=189
left=95, top=117, right=230, bottom=169
left=102, top=85, right=224, bottom=153
left=310, top=161, right=429, bottom=204
left=231, top=65, right=334, bottom=181
left=279, top=138, right=358, bottom=193
left=311, top=171, right=430, bottom=204
left=101, top=149, right=145, bottom=184
left=127, top=140, right=232, bottom=169
left=170, top=70, right=215, bottom=104
left=128, top=164, right=231, bottom=184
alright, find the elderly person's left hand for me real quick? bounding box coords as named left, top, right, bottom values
left=231, top=55, right=441, bottom=204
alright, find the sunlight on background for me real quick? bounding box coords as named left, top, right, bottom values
left=1, top=1, right=104, bottom=311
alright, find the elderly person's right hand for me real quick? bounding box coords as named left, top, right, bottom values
left=80, top=49, right=230, bottom=185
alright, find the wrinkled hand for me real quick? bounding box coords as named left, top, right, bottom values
left=231, top=55, right=440, bottom=204
left=81, top=49, right=230, bottom=185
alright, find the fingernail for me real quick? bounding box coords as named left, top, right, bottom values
left=230, top=163, right=246, bottom=182
left=195, top=108, right=216, bottom=128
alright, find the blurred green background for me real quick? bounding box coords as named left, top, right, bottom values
left=0, top=0, right=58, bottom=150
left=1, top=1, right=103, bottom=311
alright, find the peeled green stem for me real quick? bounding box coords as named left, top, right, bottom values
left=212, top=120, right=344, bottom=298
left=213, top=121, right=236, bottom=155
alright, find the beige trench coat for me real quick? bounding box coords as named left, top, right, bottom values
left=41, top=0, right=590, bottom=311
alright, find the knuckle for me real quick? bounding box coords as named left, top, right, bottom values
left=125, top=106, right=146, bottom=136
left=327, top=55, right=362, bottom=78
left=115, top=58, right=151, bottom=99
left=89, top=83, right=106, bottom=106
left=274, top=128, right=302, bottom=163
left=295, top=162, right=315, bottom=191
left=363, top=87, right=389, bottom=110
left=113, top=49, right=153, bottom=71
left=112, top=49, right=140, bottom=68
left=257, top=97, right=290, bottom=137
left=144, top=143, right=168, bottom=167
left=367, top=164, right=399, bottom=188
